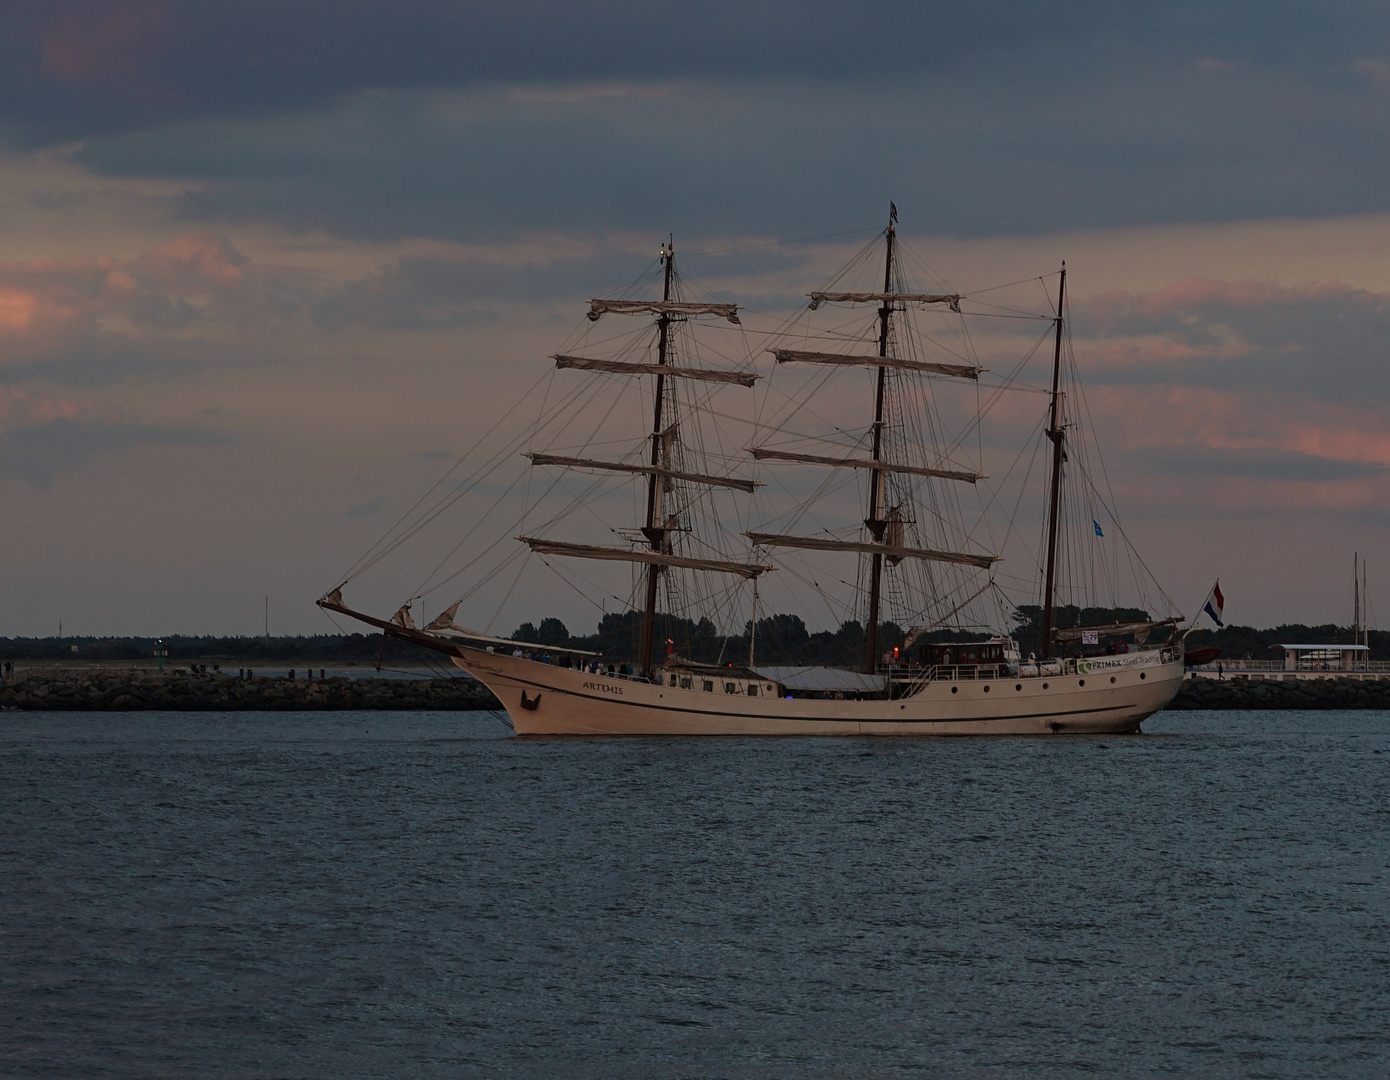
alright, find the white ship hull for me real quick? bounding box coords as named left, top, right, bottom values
left=452, top=646, right=1185, bottom=736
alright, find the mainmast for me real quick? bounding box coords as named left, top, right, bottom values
left=639, top=239, right=676, bottom=674
left=746, top=206, right=998, bottom=674
left=863, top=213, right=896, bottom=673
left=1040, top=263, right=1067, bottom=659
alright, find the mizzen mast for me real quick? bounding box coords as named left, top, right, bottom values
left=1039, top=263, right=1067, bottom=660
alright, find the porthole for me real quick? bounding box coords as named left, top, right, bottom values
left=983, top=685, right=990, bottom=693
left=1042, top=683, right=1049, bottom=689
left=1110, top=676, right=1116, bottom=683
left=1015, top=683, right=1022, bottom=691
left=1079, top=679, right=1085, bottom=687
left=951, top=686, right=958, bottom=694
left=1140, top=672, right=1146, bottom=680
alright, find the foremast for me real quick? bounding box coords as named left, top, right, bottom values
left=517, top=239, right=771, bottom=677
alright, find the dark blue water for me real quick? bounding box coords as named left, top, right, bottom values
left=2, top=710, right=1387, bottom=1079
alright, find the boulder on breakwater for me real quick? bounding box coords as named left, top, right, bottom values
left=1168, top=674, right=1390, bottom=710
left=0, top=670, right=501, bottom=712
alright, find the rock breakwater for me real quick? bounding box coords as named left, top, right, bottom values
left=1169, top=675, right=1390, bottom=710
left=9, top=669, right=1386, bottom=715
left=0, top=671, right=501, bottom=711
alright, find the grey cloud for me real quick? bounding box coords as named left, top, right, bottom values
left=1122, top=444, right=1390, bottom=481
left=1073, top=281, right=1390, bottom=402
left=0, top=346, right=194, bottom=389
left=308, top=243, right=804, bottom=328
left=7, top=2, right=1383, bottom=143
left=0, top=418, right=233, bottom=488
left=67, top=53, right=1390, bottom=246
left=345, top=496, right=386, bottom=518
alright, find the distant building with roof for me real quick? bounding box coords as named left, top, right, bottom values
left=1277, top=643, right=1369, bottom=672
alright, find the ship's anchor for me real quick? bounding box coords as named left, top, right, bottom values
left=520, top=690, right=541, bottom=711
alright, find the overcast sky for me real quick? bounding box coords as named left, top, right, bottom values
left=3, top=1, right=1390, bottom=637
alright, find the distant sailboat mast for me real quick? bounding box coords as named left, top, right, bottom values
left=1354, top=551, right=1361, bottom=653
left=1354, top=552, right=1371, bottom=656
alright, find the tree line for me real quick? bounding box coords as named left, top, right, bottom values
left=1, top=610, right=1381, bottom=664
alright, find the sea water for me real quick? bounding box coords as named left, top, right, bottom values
left=2, top=709, right=1387, bottom=1079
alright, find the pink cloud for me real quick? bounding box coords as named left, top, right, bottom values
left=1284, top=426, right=1390, bottom=468
left=1081, top=382, right=1390, bottom=479
left=0, top=233, right=263, bottom=348
left=0, top=288, right=40, bottom=330
left=1077, top=276, right=1380, bottom=330
left=42, top=3, right=171, bottom=85
left=0, top=387, right=92, bottom=429
left=131, top=233, right=249, bottom=287
left=1353, top=58, right=1390, bottom=87
left=0, top=269, right=99, bottom=339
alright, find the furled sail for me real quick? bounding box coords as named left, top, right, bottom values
left=883, top=506, right=905, bottom=567
left=768, top=349, right=980, bottom=380
left=425, top=601, right=461, bottom=631
left=807, top=292, right=962, bottom=312
left=745, top=532, right=996, bottom=569
left=553, top=355, right=759, bottom=386
left=520, top=537, right=774, bottom=578
left=391, top=603, right=416, bottom=629
left=527, top=453, right=761, bottom=493
left=748, top=447, right=979, bottom=484
left=1052, top=618, right=1180, bottom=643
left=587, top=300, right=741, bottom=323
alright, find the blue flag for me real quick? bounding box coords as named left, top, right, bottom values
left=1092, top=519, right=1104, bottom=537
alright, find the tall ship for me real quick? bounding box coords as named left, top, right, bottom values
left=322, top=211, right=1186, bottom=734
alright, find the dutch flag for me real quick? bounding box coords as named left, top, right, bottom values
left=1201, top=581, right=1225, bottom=627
